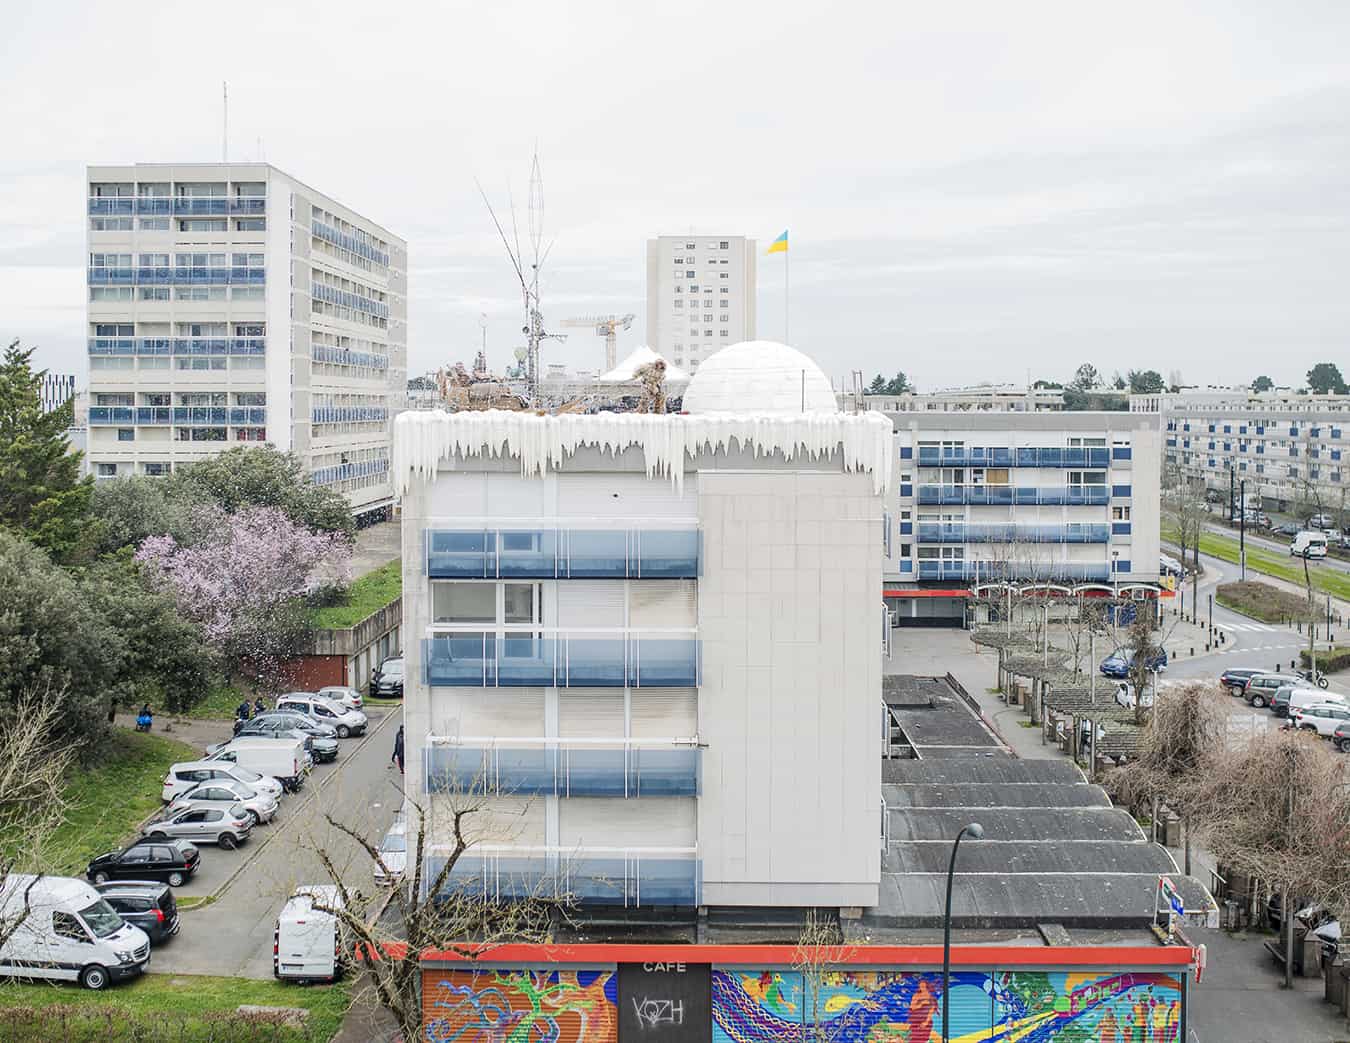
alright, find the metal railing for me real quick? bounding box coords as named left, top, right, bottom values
left=422, top=630, right=701, bottom=688
left=916, top=485, right=1111, bottom=506
left=916, top=447, right=1110, bottom=468
left=915, top=523, right=1109, bottom=544
left=423, top=741, right=699, bottom=798
left=427, top=527, right=700, bottom=580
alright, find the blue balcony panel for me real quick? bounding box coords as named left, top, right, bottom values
left=631, top=637, right=701, bottom=687
left=498, top=530, right=558, bottom=577
left=564, top=530, right=629, bottom=577
left=916, top=523, right=1109, bottom=544
left=426, top=527, right=699, bottom=580
left=423, top=745, right=698, bottom=799
left=915, top=561, right=1113, bottom=583
left=564, top=637, right=627, bottom=686
left=88, top=198, right=135, bottom=215
left=423, top=634, right=699, bottom=689
left=636, top=529, right=700, bottom=578
left=427, top=852, right=700, bottom=907
left=916, top=485, right=1108, bottom=506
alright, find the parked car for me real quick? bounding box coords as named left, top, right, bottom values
left=144, top=804, right=253, bottom=849
left=1272, top=521, right=1300, bottom=537
left=274, top=694, right=368, bottom=738
left=274, top=886, right=346, bottom=983
left=207, top=738, right=309, bottom=793
left=94, top=881, right=180, bottom=946
left=1099, top=648, right=1168, bottom=679
left=87, top=839, right=200, bottom=888
left=1309, top=513, right=1334, bottom=529
left=1291, top=531, right=1329, bottom=558
left=169, top=779, right=279, bottom=825
left=369, top=656, right=404, bottom=699
left=1333, top=721, right=1350, bottom=753
left=1220, top=667, right=1269, bottom=696
left=373, top=821, right=407, bottom=887
left=316, top=685, right=363, bottom=711
left=161, top=760, right=284, bottom=804
left=1271, top=685, right=1344, bottom=719
left=0, top=875, right=150, bottom=990
left=1291, top=701, right=1350, bottom=736
left=227, top=717, right=339, bottom=763
left=1241, top=673, right=1303, bottom=709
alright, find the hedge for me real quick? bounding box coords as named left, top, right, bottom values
left=1300, top=647, right=1350, bottom=673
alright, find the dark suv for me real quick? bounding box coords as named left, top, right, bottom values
left=1333, top=721, right=1350, bottom=754
left=94, top=880, right=180, bottom=945
left=1220, top=668, right=1268, bottom=696
left=87, top=839, right=200, bottom=887
left=370, top=656, right=404, bottom=699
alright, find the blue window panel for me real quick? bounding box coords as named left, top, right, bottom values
left=1333, top=451, right=1342, bottom=461
left=899, top=446, right=913, bottom=459
left=494, top=747, right=558, bottom=794
left=1257, top=445, right=1264, bottom=454
left=1311, top=428, right=1321, bottom=437
left=1182, top=424, right=1190, bottom=431
left=1207, top=442, right=1215, bottom=450
left=1223, top=426, right=1231, bottom=434
left=427, top=530, right=494, bottom=578
left=560, top=747, right=627, bottom=797
left=1208, top=424, right=1215, bottom=433
left=1222, top=443, right=1230, bottom=452
left=1290, top=447, right=1299, bottom=457
left=630, top=637, right=700, bottom=688
left=899, top=522, right=913, bottom=535
left=1239, top=425, right=1247, bottom=434
left=900, top=560, right=912, bottom=573
left=632, top=747, right=699, bottom=796
left=1290, top=428, right=1299, bottom=436
left=1208, top=459, right=1215, bottom=468
left=424, top=635, right=495, bottom=687
left=1256, top=426, right=1265, bottom=434
left=1114, top=559, right=1132, bottom=573
left=900, top=484, right=913, bottom=498
left=497, top=529, right=557, bottom=578
left=1112, top=522, right=1132, bottom=536
left=636, top=529, right=700, bottom=578
left=497, top=636, right=559, bottom=686
left=423, top=745, right=488, bottom=793
left=1111, top=484, right=1131, bottom=498
left=1166, top=438, right=1176, bottom=447
left=1334, top=429, right=1342, bottom=438
left=564, top=530, right=629, bottom=577
left=564, top=636, right=628, bottom=686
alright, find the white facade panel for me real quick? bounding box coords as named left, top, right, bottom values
left=558, top=797, right=696, bottom=850
left=557, top=692, right=625, bottom=738
left=629, top=581, right=697, bottom=627
left=556, top=582, right=626, bottom=626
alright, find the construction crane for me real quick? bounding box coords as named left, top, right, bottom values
left=560, top=314, right=635, bottom=372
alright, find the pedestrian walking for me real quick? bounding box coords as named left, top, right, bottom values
left=392, top=724, right=404, bottom=774
left=253, top=697, right=266, bottom=718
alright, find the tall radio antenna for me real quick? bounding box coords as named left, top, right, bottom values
left=476, top=149, right=565, bottom=407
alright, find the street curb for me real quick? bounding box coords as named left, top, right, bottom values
left=180, top=705, right=402, bottom=911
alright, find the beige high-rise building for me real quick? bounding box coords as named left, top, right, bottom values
left=85, top=163, right=407, bottom=519
left=645, top=235, right=756, bottom=371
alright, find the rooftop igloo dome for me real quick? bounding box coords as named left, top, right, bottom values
left=681, top=340, right=838, bottom=414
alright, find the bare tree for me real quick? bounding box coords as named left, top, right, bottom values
left=1203, top=729, right=1348, bottom=988
left=0, top=686, right=76, bottom=950
left=305, top=789, right=564, bottom=1042
left=1059, top=594, right=1108, bottom=679
left=1116, top=603, right=1175, bottom=725
left=1109, top=683, right=1228, bottom=874
left=1161, top=462, right=1208, bottom=620
left=793, top=909, right=854, bottom=1043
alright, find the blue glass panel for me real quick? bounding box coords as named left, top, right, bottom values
left=566, top=856, right=630, bottom=904
left=424, top=745, right=488, bottom=793
left=564, top=637, right=627, bottom=686
left=1112, top=522, right=1132, bottom=535
left=565, top=530, right=629, bottom=577
left=496, top=748, right=557, bottom=795
left=427, top=530, right=494, bottom=578
left=636, top=529, right=699, bottom=578
left=497, top=636, right=557, bottom=686
left=497, top=529, right=557, bottom=578
left=633, top=748, right=698, bottom=796
left=631, top=638, right=699, bottom=687
left=1111, top=484, right=1131, bottom=498
left=632, top=857, right=700, bottom=905
left=561, top=747, right=628, bottom=796
left=424, top=635, right=494, bottom=686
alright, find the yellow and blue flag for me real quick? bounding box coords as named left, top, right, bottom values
left=767, top=230, right=788, bottom=254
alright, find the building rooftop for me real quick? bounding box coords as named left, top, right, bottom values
left=682, top=340, right=837, bottom=414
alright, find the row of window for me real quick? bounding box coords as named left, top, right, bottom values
left=91, top=286, right=266, bottom=302
left=89, top=355, right=265, bottom=373
left=108, top=426, right=267, bottom=442
left=95, top=391, right=265, bottom=406
left=91, top=217, right=264, bottom=233
left=89, top=181, right=266, bottom=199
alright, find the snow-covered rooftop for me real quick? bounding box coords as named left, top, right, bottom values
left=392, top=409, right=894, bottom=495
left=598, top=346, right=690, bottom=386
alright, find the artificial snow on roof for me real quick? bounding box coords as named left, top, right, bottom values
left=598, top=346, right=690, bottom=386
left=682, top=340, right=838, bottom=414
left=392, top=409, right=894, bottom=495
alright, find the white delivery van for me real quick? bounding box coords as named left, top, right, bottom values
left=0, top=875, right=150, bottom=990
left=1291, top=531, right=1328, bottom=558
left=208, top=738, right=309, bottom=793
left=274, top=885, right=345, bottom=983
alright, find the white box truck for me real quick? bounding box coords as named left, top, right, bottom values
left=0, top=875, right=150, bottom=990
left=208, top=737, right=309, bottom=793
left=274, top=885, right=345, bottom=983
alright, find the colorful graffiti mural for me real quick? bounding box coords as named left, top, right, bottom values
left=710, top=968, right=1182, bottom=1042
left=423, top=968, right=618, bottom=1043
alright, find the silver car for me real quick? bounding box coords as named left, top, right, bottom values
left=373, top=822, right=407, bottom=887
left=169, top=780, right=278, bottom=825
left=316, top=685, right=363, bottom=711
left=275, top=694, right=368, bottom=738
left=145, top=804, right=253, bottom=849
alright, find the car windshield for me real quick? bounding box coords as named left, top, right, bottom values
left=228, top=803, right=248, bottom=818
left=381, top=833, right=407, bottom=853
left=384, top=660, right=404, bottom=676
left=232, top=767, right=263, bottom=783
left=79, top=899, right=125, bottom=939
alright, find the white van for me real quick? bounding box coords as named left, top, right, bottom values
left=0, top=875, right=150, bottom=990
left=1291, top=531, right=1328, bottom=558
left=208, top=738, right=309, bottom=793
left=274, top=885, right=345, bottom=983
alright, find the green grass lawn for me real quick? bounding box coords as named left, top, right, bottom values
left=47, top=729, right=199, bottom=875
left=0, top=973, right=348, bottom=1041
left=1174, top=528, right=1350, bottom=602
left=144, top=681, right=244, bottom=721
left=310, top=560, right=401, bottom=630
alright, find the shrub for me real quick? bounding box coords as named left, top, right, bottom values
left=1215, top=581, right=1315, bottom=625
left=1300, top=647, right=1350, bottom=673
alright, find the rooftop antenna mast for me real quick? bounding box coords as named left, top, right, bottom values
left=477, top=150, right=564, bottom=407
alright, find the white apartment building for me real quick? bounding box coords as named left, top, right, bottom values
left=851, top=385, right=1066, bottom=414
left=86, top=163, right=407, bottom=516
left=1132, top=389, right=1350, bottom=508
left=393, top=341, right=890, bottom=913
left=883, top=412, right=1162, bottom=627
left=645, top=235, right=756, bottom=373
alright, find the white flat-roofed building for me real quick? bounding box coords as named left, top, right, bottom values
left=393, top=341, right=889, bottom=914
left=85, top=163, right=406, bottom=515
left=884, top=412, right=1162, bottom=627
left=646, top=235, right=756, bottom=374
left=1132, top=388, right=1350, bottom=508
left=851, top=385, right=1067, bottom=414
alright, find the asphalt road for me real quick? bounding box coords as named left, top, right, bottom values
left=150, top=705, right=404, bottom=979
left=1202, top=518, right=1350, bottom=577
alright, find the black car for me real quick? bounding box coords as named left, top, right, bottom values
left=1220, top=668, right=1268, bottom=696
left=87, top=839, right=200, bottom=887
left=369, top=656, right=404, bottom=699
left=94, top=880, right=180, bottom=945
left=1334, top=721, right=1350, bottom=753
left=232, top=715, right=339, bottom=763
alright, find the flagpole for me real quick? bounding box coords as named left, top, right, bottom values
left=785, top=240, right=790, bottom=344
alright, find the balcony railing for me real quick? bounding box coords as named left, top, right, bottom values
left=423, top=631, right=701, bottom=688
left=916, top=447, right=1110, bottom=468
left=88, top=338, right=266, bottom=356
left=424, top=847, right=701, bottom=907
left=916, top=485, right=1110, bottom=506
left=423, top=742, right=699, bottom=798
left=427, top=527, right=700, bottom=580
left=915, top=523, right=1109, bottom=544
left=311, top=406, right=389, bottom=424
left=88, top=197, right=135, bottom=215
left=915, top=561, right=1112, bottom=582
left=88, top=267, right=264, bottom=286
left=89, top=405, right=266, bottom=426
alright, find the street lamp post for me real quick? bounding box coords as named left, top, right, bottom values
left=942, top=822, right=985, bottom=1043
left=1239, top=479, right=1247, bottom=581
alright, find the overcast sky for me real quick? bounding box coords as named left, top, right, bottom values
left=4, top=1, right=1348, bottom=392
